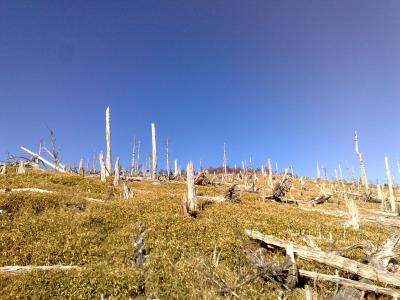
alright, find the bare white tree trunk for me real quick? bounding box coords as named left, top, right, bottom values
left=166, top=138, right=169, bottom=177
left=151, top=123, right=157, bottom=179
left=316, top=160, right=321, bottom=179
left=131, top=137, right=136, bottom=176
left=268, top=158, right=273, bottom=188
left=113, top=157, right=120, bottom=186
left=354, top=130, right=368, bottom=191
left=174, top=159, right=178, bottom=177
left=223, top=142, right=227, bottom=175
left=105, top=107, right=112, bottom=176
left=16, top=161, right=26, bottom=174
left=338, top=164, right=343, bottom=181
left=136, top=140, right=141, bottom=174
left=99, top=152, right=106, bottom=182
left=79, top=159, right=84, bottom=176
left=186, top=161, right=197, bottom=211
left=344, top=193, right=360, bottom=230
left=385, top=155, right=397, bottom=212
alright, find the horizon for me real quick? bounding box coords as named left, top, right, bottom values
left=1, top=1, right=400, bottom=183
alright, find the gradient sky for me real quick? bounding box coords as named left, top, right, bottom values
left=1, top=1, right=399, bottom=182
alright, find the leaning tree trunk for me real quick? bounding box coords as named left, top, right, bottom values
left=105, top=107, right=112, bottom=176
left=113, top=157, right=120, bottom=186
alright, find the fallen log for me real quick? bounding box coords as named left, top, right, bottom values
left=0, top=265, right=81, bottom=273
left=0, top=188, right=52, bottom=194
left=245, top=229, right=400, bottom=287
left=20, top=146, right=66, bottom=173
left=299, top=269, right=400, bottom=298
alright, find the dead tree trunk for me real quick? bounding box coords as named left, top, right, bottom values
left=105, top=107, right=112, bottom=176
left=268, top=158, right=273, bottom=188
left=20, top=146, right=66, bottom=172
left=113, top=157, right=120, bottom=186
left=174, top=159, right=178, bottom=177
left=186, top=161, right=197, bottom=211
left=385, top=155, right=397, bottom=213
left=354, top=130, right=368, bottom=191
left=79, top=159, right=84, bottom=176
left=131, top=137, right=136, bottom=176
left=99, top=152, right=106, bottom=182
left=151, top=123, right=157, bottom=179
left=16, top=161, right=26, bottom=175
left=166, top=138, right=169, bottom=177
left=245, top=229, right=400, bottom=287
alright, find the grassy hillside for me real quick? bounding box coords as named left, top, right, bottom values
left=0, top=169, right=395, bottom=299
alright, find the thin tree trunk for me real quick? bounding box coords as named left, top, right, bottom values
left=385, top=155, right=397, bottom=212
left=151, top=123, right=157, bottom=179
left=105, top=107, right=112, bottom=176
left=186, top=161, right=197, bottom=211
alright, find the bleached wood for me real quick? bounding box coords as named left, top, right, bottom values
left=299, top=269, right=400, bottom=298
left=131, top=137, right=136, bottom=176
left=78, top=159, right=84, bottom=176
left=338, top=164, right=343, bottom=181
left=384, top=155, right=397, bottom=213
left=245, top=229, right=400, bottom=287
left=136, top=140, right=141, bottom=174
left=343, top=191, right=360, bottom=230
left=354, top=130, right=369, bottom=191
left=20, top=146, right=66, bottom=172
left=0, top=188, right=52, bottom=194
left=0, top=163, right=6, bottom=175
left=151, top=123, right=157, bottom=178
left=113, top=157, right=120, bottom=186
left=166, top=138, right=169, bottom=177
left=99, top=151, right=106, bottom=182
left=268, top=158, right=273, bottom=188
left=186, top=161, right=197, bottom=210
left=105, top=107, right=112, bottom=176
left=223, top=142, right=227, bottom=176
left=174, top=159, right=178, bottom=177
left=0, top=265, right=81, bottom=273
left=16, top=161, right=26, bottom=174
left=316, top=160, right=320, bottom=179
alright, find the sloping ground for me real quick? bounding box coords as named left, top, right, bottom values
left=0, top=170, right=394, bottom=299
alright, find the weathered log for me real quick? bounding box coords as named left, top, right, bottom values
left=0, top=188, right=52, bottom=194
left=299, top=269, right=400, bottom=298
left=224, top=184, right=239, bottom=203
left=310, top=194, right=332, bottom=206
left=0, top=265, right=81, bottom=273
left=194, top=171, right=211, bottom=186
left=245, top=229, right=400, bottom=287
left=20, top=146, right=66, bottom=172
left=132, top=223, right=147, bottom=270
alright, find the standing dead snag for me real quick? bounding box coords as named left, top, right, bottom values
left=122, top=181, right=134, bottom=199
left=131, top=137, right=136, bottom=176
left=174, top=159, right=178, bottom=177
left=113, top=158, right=120, bottom=186
left=343, top=192, right=360, bottom=230
left=78, top=159, right=84, bottom=176
left=354, top=130, right=368, bottom=191
left=105, top=107, right=112, bottom=176
left=384, top=155, right=397, bottom=213
left=165, top=138, right=169, bottom=177
left=186, top=161, right=197, bottom=211
left=151, top=123, right=157, bottom=179
left=132, top=223, right=147, bottom=270
left=99, top=152, right=106, bottom=182
left=16, top=161, right=26, bottom=175
left=271, top=171, right=293, bottom=202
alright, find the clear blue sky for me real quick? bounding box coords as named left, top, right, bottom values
left=1, top=1, right=399, bottom=182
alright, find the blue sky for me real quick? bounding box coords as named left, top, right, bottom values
left=1, top=1, right=399, bottom=182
